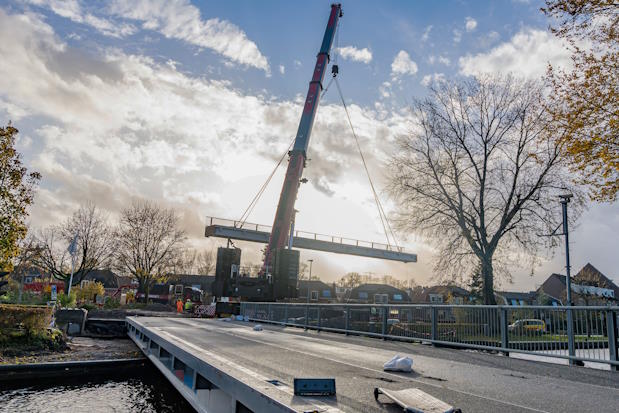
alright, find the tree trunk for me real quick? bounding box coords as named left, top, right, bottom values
left=481, top=255, right=497, bottom=305
left=144, top=280, right=150, bottom=303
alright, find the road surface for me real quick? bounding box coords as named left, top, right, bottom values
left=133, top=317, right=618, bottom=412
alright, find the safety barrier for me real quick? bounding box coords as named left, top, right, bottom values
left=241, top=302, right=619, bottom=370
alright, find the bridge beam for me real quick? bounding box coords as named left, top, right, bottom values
left=205, top=224, right=417, bottom=263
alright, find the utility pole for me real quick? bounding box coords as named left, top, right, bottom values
left=308, top=259, right=314, bottom=280
left=559, top=193, right=575, bottom=365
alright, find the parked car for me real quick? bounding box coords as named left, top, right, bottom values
left=509, top=319, right=546, bottom=334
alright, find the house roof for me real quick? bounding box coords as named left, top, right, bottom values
left=574, top=263, right=619, bottom=296
left=409, top=285, right=469, bottom=303
left=347, top=283, right=411, bottom=301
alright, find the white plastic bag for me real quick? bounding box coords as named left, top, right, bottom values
left=253, top=324, right=263, bottom=331
left=383, top=355, right=413, bottom=372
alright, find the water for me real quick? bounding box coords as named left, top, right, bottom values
left=0, top=364, right=195, bottom=413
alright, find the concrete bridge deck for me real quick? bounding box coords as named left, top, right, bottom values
left=127, top=317, right=618, bottom=413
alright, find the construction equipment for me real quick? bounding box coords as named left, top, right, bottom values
left=212, top=4, right=343, bottom=303
left=261, top=3, right=343, bottom=293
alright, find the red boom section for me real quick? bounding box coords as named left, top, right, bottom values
left=262, top=4, right=342, bottom=274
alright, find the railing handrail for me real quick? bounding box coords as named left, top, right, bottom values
left=242, top=302, right=619, bottom=311
left=206, top=215, right=408, bottom=253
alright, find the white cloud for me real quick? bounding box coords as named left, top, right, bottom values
left=421, top=25, right=432, bottom=42
left=420, top=73, right=445, bottom=87
left=278, top=64, right=285, bottom=74
left=337, top=46, right=372, bottom=64
left=465, top=17, right=477, bottom=32
left=459, top=28, right=571, bottom=78
left=428, top=55, right=450, bottom=66
left=453, top=29, right=462, bottom=43
left=391, top=50, right=418, bottom=77
left=109, top=0, right=269, bottom=72
left=24, top=0, right=136, bottom=38
left=0, top=9, right=409, bottom=235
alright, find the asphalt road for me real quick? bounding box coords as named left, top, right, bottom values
left=134, top=317, right=619, bottom=413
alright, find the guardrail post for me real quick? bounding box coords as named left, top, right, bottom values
left=500, top=307, right=509, bottom=356
left=382, top=306, right=388, bottom=339
left=284, top=304, right=288, bottom=325
left=431, top=306, right=438, bottom=343
left=345, top=305, right=350, bottom=335
left=305, top=304, right=309, bottom=331
left=566, top=307, right=576, bottom=365
left=317, top=306, right=322, bottom=331
left=606, top=309, right=618, bottom=371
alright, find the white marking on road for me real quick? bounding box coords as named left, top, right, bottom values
left=190, top=321, right=553, bottom=413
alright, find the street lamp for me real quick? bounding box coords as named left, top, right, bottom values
left=559, top=194, right=573, bottom=306
left=559, top=193, right=576, bottom=365
left=306, top=259, right=314, bottom=303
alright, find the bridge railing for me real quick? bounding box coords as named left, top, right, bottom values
left=240, top=302, right=619, bottom=370
left=206, top=216, right=408, bottom=252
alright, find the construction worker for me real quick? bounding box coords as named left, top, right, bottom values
left=176, top=298, right=183, bottom=313
left=184, top=298, right=193, bottom=313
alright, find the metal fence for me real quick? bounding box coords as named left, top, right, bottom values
left=240, top=302, right=619, bottom=370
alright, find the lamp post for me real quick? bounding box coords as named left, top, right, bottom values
left=306, top=259, right=314, bottom=303
left=559, top=193, right=575, bottom=365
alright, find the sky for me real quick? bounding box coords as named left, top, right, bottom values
left=0, top=0, right=617, bottom=290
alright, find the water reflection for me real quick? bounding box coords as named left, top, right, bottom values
left=0, top=364, right=195, bottom=413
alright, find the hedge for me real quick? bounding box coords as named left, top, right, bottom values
left=0, top=304, right=53, bottom=335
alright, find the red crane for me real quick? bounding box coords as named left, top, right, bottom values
left=262, top=3, right=343, bottom=279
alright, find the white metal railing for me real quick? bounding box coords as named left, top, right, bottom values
left=206, top=216, right=407, bottom=253
left=241, top=302, right=619, bottom=370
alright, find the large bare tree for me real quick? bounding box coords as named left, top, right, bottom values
left=115, top=201, right=185, bottom=302
left=388, top=75, right=579, bottom=304
left=36, top=203, right=115, bottom=291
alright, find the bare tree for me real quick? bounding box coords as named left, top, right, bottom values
left=36, top=203, right=115, bottom=292
left=115, top=201, right=185, bottom=302
left=388, top=75, right=579, bottom=304
left=172, top=248, right=198, bottom=274
left=195, top=249, right=215, bottom=275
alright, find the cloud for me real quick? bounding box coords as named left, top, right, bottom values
left=422, top=25, right=432, bottom=42
left=459, top=28, right=571, bottom=78
left=391, top=50, right=418, bottom=77
left=465, top=17, right=477, bottom=32
left=278, top=64, right=285, bottom=74
left=428, top=55, right=450, bottom=66
left=453, top=29, right=462, bottom=43
left=0, top=8, right=408, bottom=233
left=420, top=73, right=445, bottom=87
left=337, top=46, right=372, bottom=64
left=24, top=0, right=136, bottom=38
left=108, top=0, right=269, bottom=72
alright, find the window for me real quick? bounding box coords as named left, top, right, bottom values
left=393, top=294, right=402, bottom=301
left=429, top=294, right=443, bottom=303
left=358, top=292, right=368, bottom=299
left=310, top=290, right=319, bottom=300
left=322, top=290, right=331, bottom=298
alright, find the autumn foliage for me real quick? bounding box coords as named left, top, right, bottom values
left=543, top=0, right=618, bottom=201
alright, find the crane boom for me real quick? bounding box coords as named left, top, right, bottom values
left=262, top=3, right=343, bottom=275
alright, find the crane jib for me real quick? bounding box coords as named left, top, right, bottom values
left=262, top=4, right=342, bottom=273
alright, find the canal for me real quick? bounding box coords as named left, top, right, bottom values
left=0, top=362, right=195, bottom=413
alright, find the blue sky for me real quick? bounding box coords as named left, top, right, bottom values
left=0, top=0, right=616, bottom=289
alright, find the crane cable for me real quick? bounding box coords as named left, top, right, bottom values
left=237, top=137, right=295, bottom=228
left=333, top=76, right=400, bottom=250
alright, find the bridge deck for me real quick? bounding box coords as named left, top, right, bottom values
left=204, top=224, right=417, bottom=263
left=128, top=317, right=617, bottom=413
